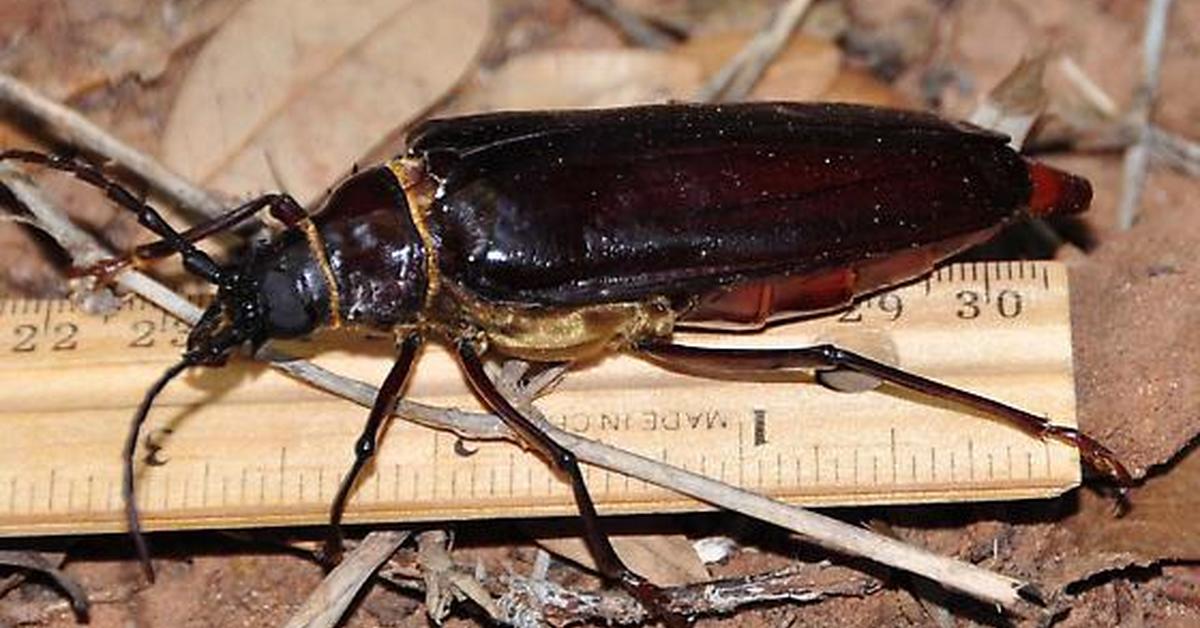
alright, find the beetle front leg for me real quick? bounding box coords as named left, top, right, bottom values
left=638, top=341, right=1134, bottom=490
left=323, top=334, right=423, bottom=564
left=456, top=343, right=683, bottom=626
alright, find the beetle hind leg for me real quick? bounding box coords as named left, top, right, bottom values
left=456, top=343, right=683, bottom=625
left=638, top=341, right=1134, bottom=489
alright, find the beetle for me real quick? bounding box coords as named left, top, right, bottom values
left=1, top=101, right=1131, bottom=618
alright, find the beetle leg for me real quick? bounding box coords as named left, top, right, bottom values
left=456, top=343, right=682, bottom=625
left=639, top=341, right=1134, bottom=489
left=323, top=333, right=423, bottom=564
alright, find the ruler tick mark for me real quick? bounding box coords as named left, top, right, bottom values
left=47, top=469, right=55, bottom=511
left=968, top=439, right=976, bottom=481
left=813, top=445, right=820, bottom=483
left=853, top=449, right=859, bottom=484
left=393, top=464, right=401, bottom=501
left=890, top=428, right=898, bottom=483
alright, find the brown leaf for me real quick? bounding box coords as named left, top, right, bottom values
left=535, top=534, right=710, bottom=587
left=1071, top=167, right=1200, bottom=475
left=0, top=0, right=243, bottom=100
left=160, top=0, right=491, bottom=204
left=673, top=31, right=842, bottom=102
left=1065, top=446, right=1200, bottom=569
left=673, top=30, right=903, bottom=106
left=818, top=67, right=909, bottom=108
left=454, top=49, right=701, bottom=113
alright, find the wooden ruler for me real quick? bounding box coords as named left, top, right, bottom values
left=0, top=261, right=1079, bottom=537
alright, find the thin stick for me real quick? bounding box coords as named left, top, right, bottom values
left=1149, top=125, right=1200, bottom=177
left=1054, top=56, right=1199, bottom=177
left=1116, top=0, right=1173, bottom=230
left=284, top=530, right=410, bottom=628
left=693, top=0, right=813, bottom=102
left=381, top=558, right=879, bottom=624
left=0, top=72, right=227, bottom=220
left=575, top=0, right=676, bottom=50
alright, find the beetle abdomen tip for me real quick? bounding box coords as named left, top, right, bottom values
left=1027, top=161, right=1092, bottom=217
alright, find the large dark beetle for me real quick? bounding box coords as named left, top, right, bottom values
left=1, top=102, right=1130, bottom=619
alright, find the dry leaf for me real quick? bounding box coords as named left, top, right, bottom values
left=161, top=0, right=491, bottom=204
left=1071, top=167, right=1200, bottom=474
left=535, top=533, right=711, bottom=587
left=820, top=68, right=910, bottom=108
left=454, top=49, right=701, bottom=113
left=1064, top=447, right=1200, bottom=568
left=0, top=0, right=242, bottom=100
left=673, top=30, right=901, bottom=106
left=674, top=31, right=842, bottom=102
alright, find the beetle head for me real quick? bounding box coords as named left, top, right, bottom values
left=185, top=271, right=267, bottom=366
left=186, top=230, right=332, bottom=364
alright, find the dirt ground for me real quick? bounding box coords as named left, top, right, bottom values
left=0, top=0, right=1198, bottom=626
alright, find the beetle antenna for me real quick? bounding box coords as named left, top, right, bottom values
left=0, top=150, right=225, bottom=285
left=123, top=357, right=193, bottom=582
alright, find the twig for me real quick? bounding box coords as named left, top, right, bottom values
left=1149, top=125, right=1200, bottom=177
left=575, top=0, right=676, bottom=50
left=283, top=530, right=410, bottom=628
left=1116, top=0, right=1173, bottom=230
left=0, top=81, right=1038, bottom=613
left=1051, top=58, right=1199, bottom=177
left=417, top=530, right=503, bottom=623
left=0, top=72, right=226, bottom=220
left=693, top=0, right=813, bottom=102
left=1056, top=56, right=1120, bottom=119
left=380, top=553, right=878, bottom=627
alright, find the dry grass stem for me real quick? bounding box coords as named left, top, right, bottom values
left=283, top=530, right=410, bottom=628
left=693, top=0, right=814, bottom=102
left=575, top=0, right=676, bottom=50
left=0, top=73, right=226, bottom=221
left=1116, top=0, right=1174, bottom=230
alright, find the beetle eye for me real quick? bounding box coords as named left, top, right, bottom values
left=260, top=270, right=315, bottom=337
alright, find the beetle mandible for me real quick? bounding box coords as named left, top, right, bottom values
left=0, top=102, right=1132, bottom=618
